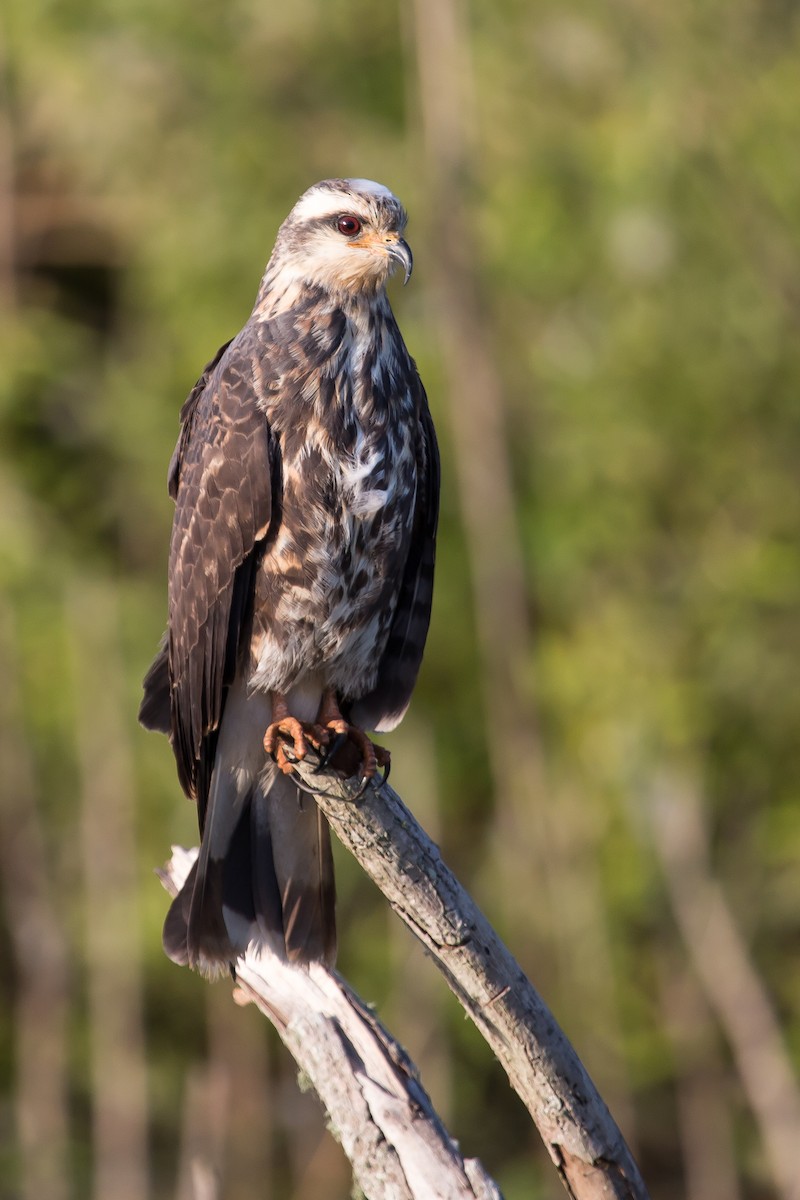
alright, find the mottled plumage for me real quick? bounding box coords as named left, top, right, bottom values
left=140, top=179, right=438, bottom=974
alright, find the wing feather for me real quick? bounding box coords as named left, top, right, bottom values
left=140, top=341, right=236, bottom=736
left=166, top=335, right=274, bottom=802
left=350, top=375, right=439, bottom=732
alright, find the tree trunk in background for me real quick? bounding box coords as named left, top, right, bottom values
left=205, top=983, right=278, bottom=1200
left=659, top=959, right=742, bottom=1200
left=649, top=771, right=800, bottom=1200
left=405, top=0, right=637, bottom=1150
left=69, top=580, right=150, bottom=1200
left=174, top=1061, right=226, bottom=1200
left=0, top=39, right=17, bottom=308
left=0, top=609, right=70, bottom=1200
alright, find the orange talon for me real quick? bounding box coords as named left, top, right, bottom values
left=263, top=690, right=390, bottom=781
left=315, top=689, right=390, bottom=781
left=264, top=692, right=329, bottom=774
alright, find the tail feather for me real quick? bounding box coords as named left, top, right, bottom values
left=162, top=860, right=195, bottom=966
left=161, top=679, right=336, bottom=974
left=265, top=775, right=336, bottom=964
left=163, top=760, right=336, bottom=974
left=248, top=791, right=283, bottom=948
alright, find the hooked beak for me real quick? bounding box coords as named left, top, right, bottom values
left=385, top=236, right=413, bottom=285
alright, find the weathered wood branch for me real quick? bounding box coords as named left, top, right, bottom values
left=288, top=756, right=649, bottom=1200
left=160, top=846, right=501, bottom=1200
left=161, top=757, right=649, bottom=1199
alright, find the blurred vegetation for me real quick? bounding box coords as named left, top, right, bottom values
left=1, top=0, right=799, bottom=1197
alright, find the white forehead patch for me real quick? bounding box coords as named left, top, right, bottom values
left=345, top=178, right=397, bottom=201
left=290, top=179, right=399, bottom=224
left=290, top=189, right=350, bottom=224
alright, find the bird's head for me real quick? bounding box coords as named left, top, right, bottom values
left=269, top=178, right=412, bottom=297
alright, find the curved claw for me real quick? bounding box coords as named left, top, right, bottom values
left=352, top=774, right=371, bottom=801
left=315, top=730, right=349, bottom=774
left=355, top=747, right=391, bottom=797
left=355, top=758, right=389, bottom=789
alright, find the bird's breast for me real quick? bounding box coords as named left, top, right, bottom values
left=282, top=400, right=408, bottom=585
left=248, top=302, right=419, bottom=693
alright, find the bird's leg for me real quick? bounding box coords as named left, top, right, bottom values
left=315, top=689, right=390, bottom=781
left=263, top=692, right=329, bottom=775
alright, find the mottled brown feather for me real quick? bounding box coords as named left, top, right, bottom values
left=349, top=382, right=439, bottom=732
left=166, top=331, right=273, bottom=801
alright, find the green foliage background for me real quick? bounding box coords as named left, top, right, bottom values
left=1, top=1, right=799, bottom=1197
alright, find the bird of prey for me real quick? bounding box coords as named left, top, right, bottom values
left=140, top=179, right=439, bottom=975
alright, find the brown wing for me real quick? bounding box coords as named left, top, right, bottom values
left=168, top=339, right=235, bottom=502
left=139, top=342, right=235, bottom=737
left=350, top=375, right=439, bottom=733
left=166, top=334, right=274, bottom=803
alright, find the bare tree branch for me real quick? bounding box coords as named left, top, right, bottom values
left=161, top=756, right=649, bottom=1200
left=160, top=847, right=501, bottom=1200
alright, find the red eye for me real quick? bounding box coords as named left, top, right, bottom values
left=337, top=215, right=362, bottom=236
